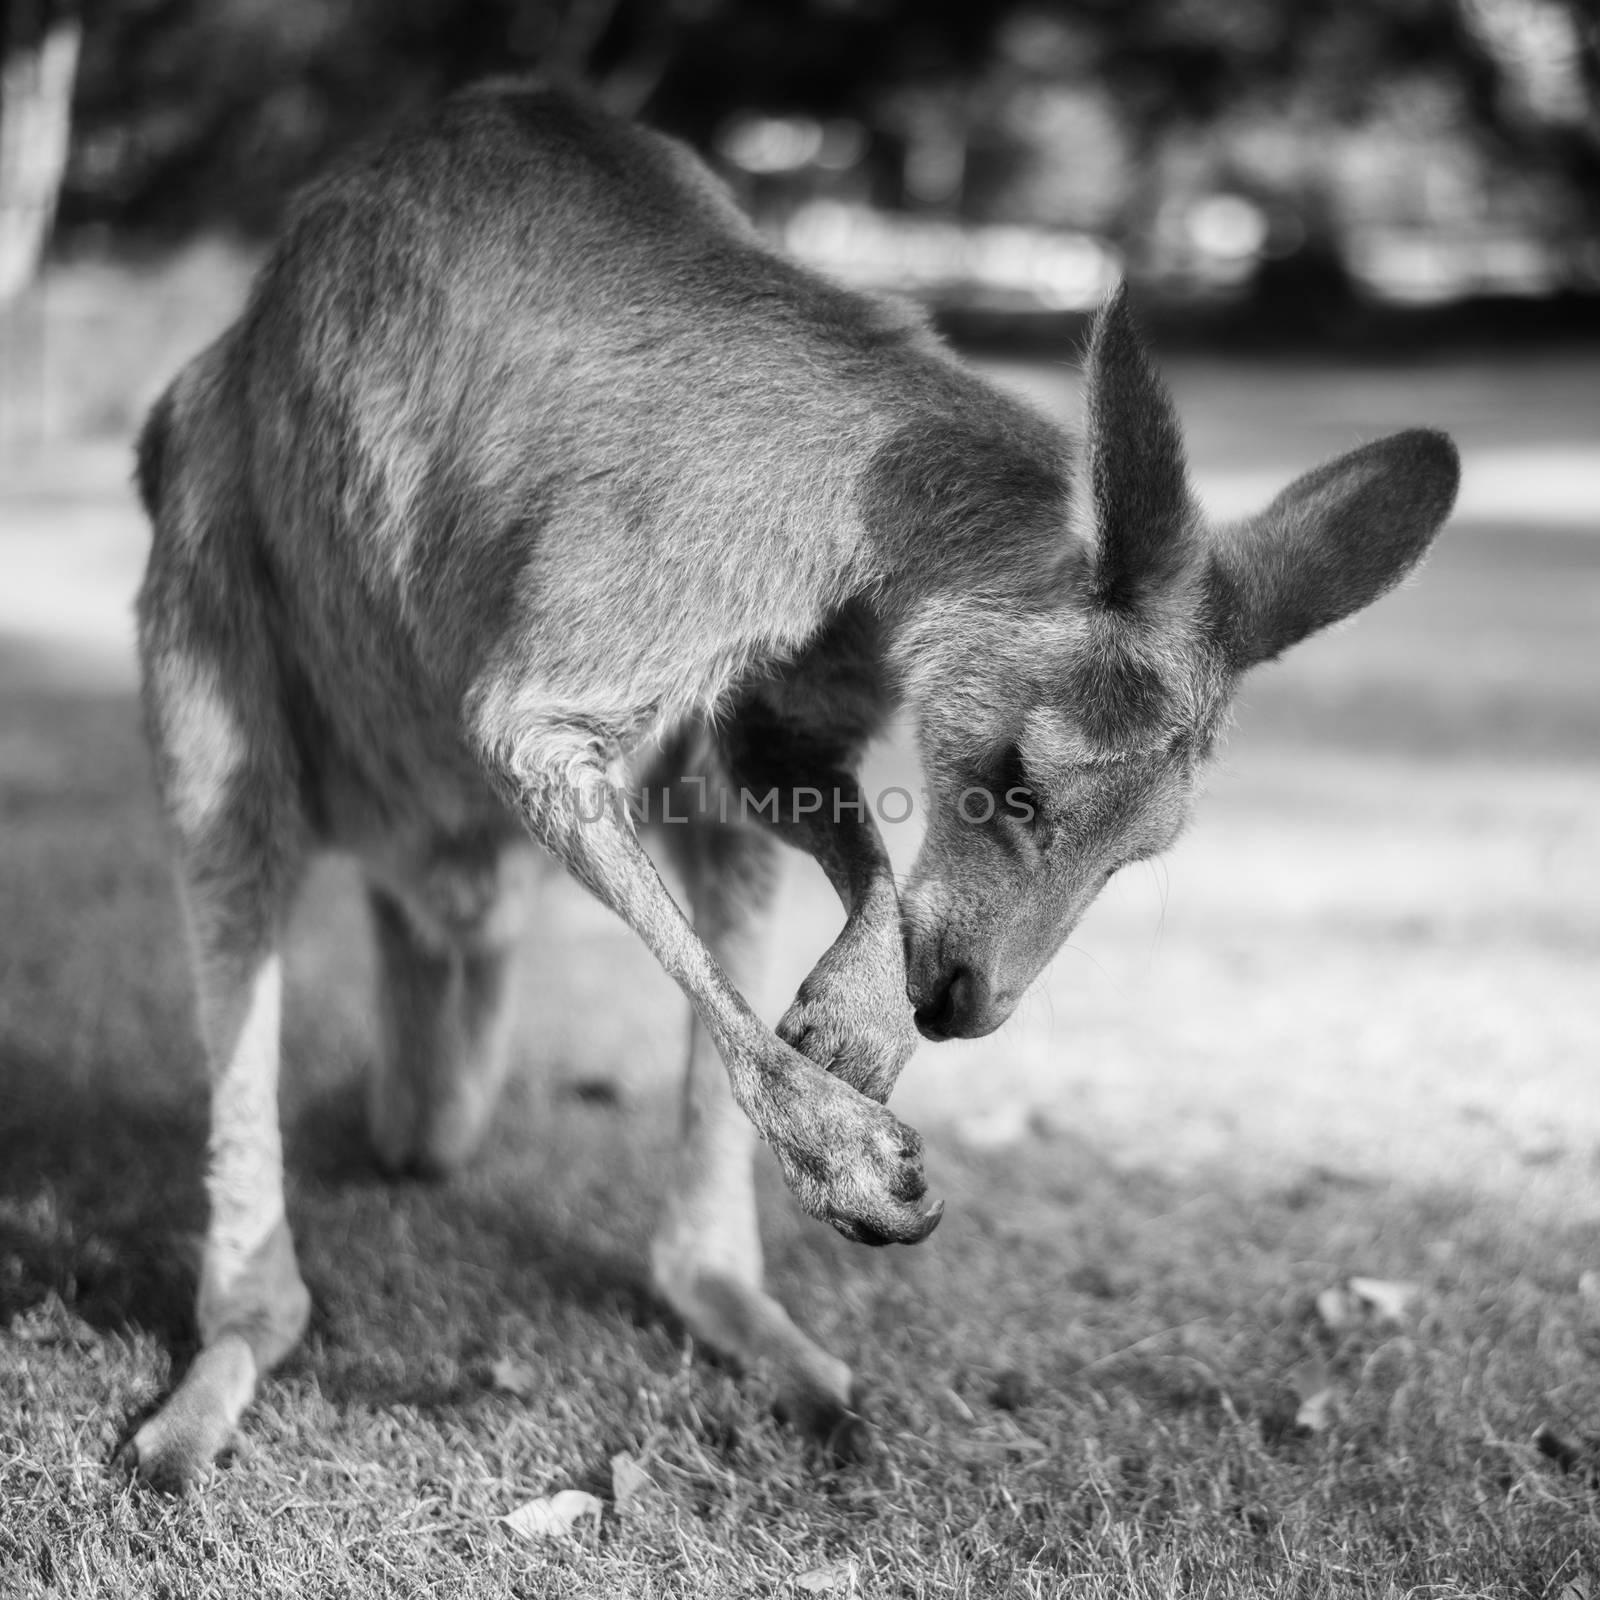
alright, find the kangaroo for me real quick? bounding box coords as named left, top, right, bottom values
left=126, top=79, right=1459, bottom=1490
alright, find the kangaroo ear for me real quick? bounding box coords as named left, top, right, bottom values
left=1212, top=429, right=1460, bottom=667
left=1078, top=284, right=1199, bottom=611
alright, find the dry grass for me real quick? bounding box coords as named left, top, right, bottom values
left=3, top=255, right=1599, bottom=1597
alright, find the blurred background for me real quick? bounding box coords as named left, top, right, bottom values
left=7, top=0, right=1600, bottom=341
left=5, top=0, right=1600, bottom=433
left=5, top=0, right=1600, bottom=519
left=1, top=0, right=1596, bottom=1211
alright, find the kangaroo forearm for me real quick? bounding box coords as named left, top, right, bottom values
left=501, top=759, right=938, bottom=1243
left=522, top=782, right=759, bottom=1051
left=510, top=766, right=828, bottom=1108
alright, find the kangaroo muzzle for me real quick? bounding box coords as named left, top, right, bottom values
left=904, top=935, right=1015, bottom=1041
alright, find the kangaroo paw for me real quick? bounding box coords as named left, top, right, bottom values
left=778, top=911, right=919, bottom=1106
left=118, top=1336, right=258, bottom=1494
left=763, top=1063, right=945, bottom=1246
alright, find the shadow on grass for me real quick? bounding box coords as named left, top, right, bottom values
left=0, top=668, right=673, bottom=1417
left=0, top=1052, right=202, bottom=1347
left=0, top=670, right=207, bottom=1354
left=1, top=1050, right=674, bottom=1388
left=284, top=1073, right=668, bottom=1404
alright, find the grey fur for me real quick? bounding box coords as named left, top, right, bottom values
left=129, top=80, right=1460, bottom=1490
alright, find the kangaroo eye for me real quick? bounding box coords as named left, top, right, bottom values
left=992, top=742, right=1029, bottom=798
left=991, top=742, right=1043, bottom=830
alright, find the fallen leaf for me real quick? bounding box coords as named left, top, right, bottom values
left=489, top=1356, right=538, bottom=1397
left=795, top=1558, right=857, bottom=1594
left=1314, top=1286, right=1361, bottom=1333
left=502, top=1489, right=603, bottom=1542
left=1349, top=1277, right=1422, bottom=1323
left=610, top=1451, right=655, bottom=1509
left=937, top=1386, right=976, bottom=1423
left=1289, top=1358, right=1338, bottom=1433
left=1294, top=1388, right=1337, bottom=1433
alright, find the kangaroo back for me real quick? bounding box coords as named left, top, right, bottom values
left=225, top=85, right=1007, bottom=727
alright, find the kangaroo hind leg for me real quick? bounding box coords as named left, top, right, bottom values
left=650, top=813, right=869, bottom=1462
left=125, top=619, right=312, bottom=1492
left=362, top=828, right=532, bottom=1178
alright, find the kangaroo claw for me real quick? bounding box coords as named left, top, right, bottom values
left=835, top=1195, right=945, bottom=1248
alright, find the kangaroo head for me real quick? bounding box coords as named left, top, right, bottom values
left=899, top=286, right=1460, bottom=1041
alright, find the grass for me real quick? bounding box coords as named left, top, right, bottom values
left=3, top=255, right=1600, bottom=1596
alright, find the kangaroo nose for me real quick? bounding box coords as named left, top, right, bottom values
left=914, top=966, right=973, bottom=1041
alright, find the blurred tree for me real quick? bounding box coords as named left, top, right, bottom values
left=0, top=0, right=80, bottom=299
left=43, top=0, right=1600, bottom=306
left=60, top=0, right=719, bottom=236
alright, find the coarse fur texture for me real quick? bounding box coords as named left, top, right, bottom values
left=127, top=79, right=1460, bottom=1490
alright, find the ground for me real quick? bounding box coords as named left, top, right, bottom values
left=1, top=250, right=1598, bottom=1597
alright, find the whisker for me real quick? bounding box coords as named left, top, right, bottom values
left=1147, top=858, right=1170, bottom=961
left=1039, top=978, right=1059, bottom=1033
left=1061, top=940, right=1123, bottom=996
